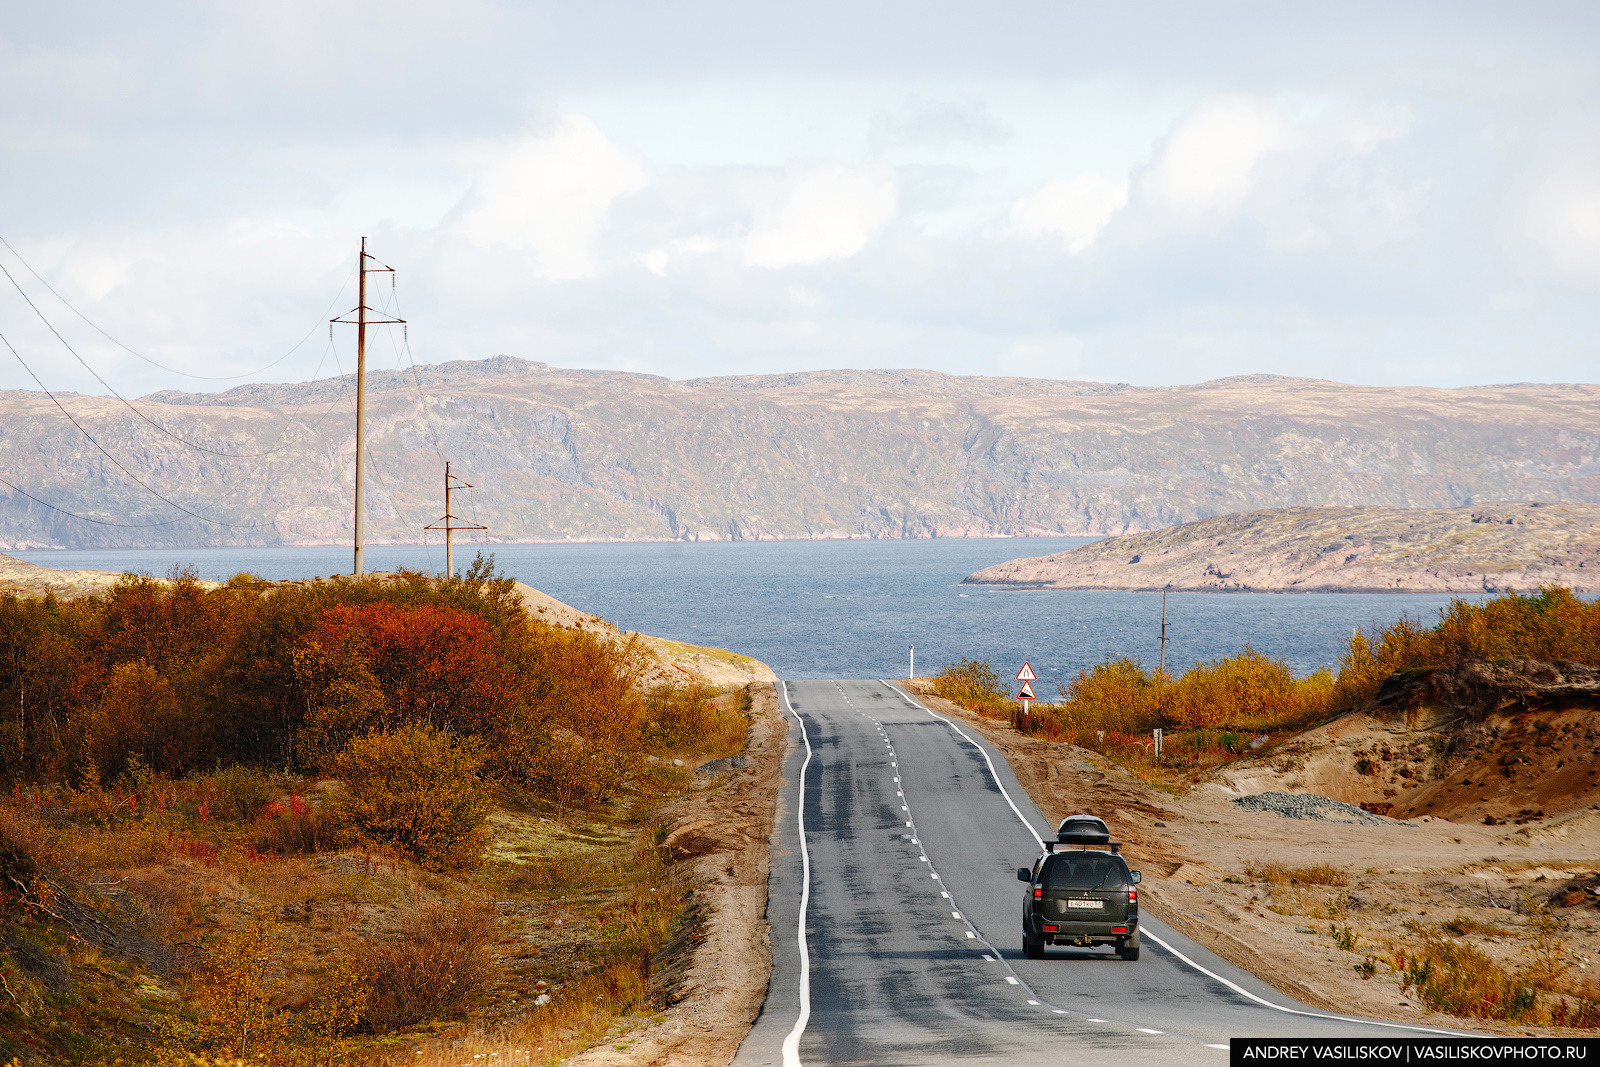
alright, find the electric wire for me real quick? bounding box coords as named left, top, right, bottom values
left=0, top=327, right=262, bottom=528
left=0, top=474, right=185, bottom=528
left=0, top=258, right=275, bottom=459
left=0, top=233, right=354, bottom=382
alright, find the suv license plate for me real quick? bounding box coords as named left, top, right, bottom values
left=1066, top=900, right=1101, bottom=909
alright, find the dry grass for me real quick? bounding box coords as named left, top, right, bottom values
left=1243, top=860, right=1351, bottom=887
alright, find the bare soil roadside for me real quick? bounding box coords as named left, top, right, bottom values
left=902, top=683, right=1600, bottom=1038
left=568, top=683, right=787, bottom=1067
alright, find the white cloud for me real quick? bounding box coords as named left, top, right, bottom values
left=742, top=166, right=900, bottom=269
left=1140, top=96, right=1287, bottom=216
left=1010, top=173, right=1129, bottom=253
left=1506, top=160, right=1600, bottom=290
left=449, top=115, right=650, bottom=281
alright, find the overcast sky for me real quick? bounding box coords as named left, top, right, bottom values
left=2, top=1, right=1597, bottom=397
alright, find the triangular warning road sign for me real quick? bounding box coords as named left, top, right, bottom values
left=1017, top=681, right=1036, bottom=700
left=1016, top=662, right=1037, bottom=681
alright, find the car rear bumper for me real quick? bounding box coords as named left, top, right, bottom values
left=1029, top=917, right=1138, bottom=942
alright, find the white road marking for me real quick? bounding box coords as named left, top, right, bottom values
left=1027, top=999, right=1040, bottom=1005
left=939, top=891, right=949, bottom=898
left=966, top=931, right=976, bottom=939
left=878, top=680, right=1466, bottom=1039
left=778, top=682, right=814, bottom=1067
left=982, top=954, right=994, bottom=961
left=1207, top=1044, right=1229, bottom=1049
left=1053, top=1010, right=1069, bottom=1015
left=1136, top=1028, right=1163, bottom=1034
left=1004, top=977, right=1020, bottom=985
left=951, top=911, right=961, bottom=918
left=919, top=857, right=928, bottom=863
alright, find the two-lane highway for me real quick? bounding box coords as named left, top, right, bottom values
left=733, top=680, right=1467, bottom=1066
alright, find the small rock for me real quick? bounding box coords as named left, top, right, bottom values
left=534, top=993, right=551, bottom=1006
left=1153, top=821, right=1167, bottom=827
left=1295, top=926, right=1318, bottom=934
left=672, top=759, right=683, bottom=767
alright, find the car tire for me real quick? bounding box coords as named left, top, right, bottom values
left=1023, top=936, right=1045, bottom=960
left=1117, top=941, right=1140, bottom=961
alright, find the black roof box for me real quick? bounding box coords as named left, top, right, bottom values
left=1056, top=814, right=1110, bottom=845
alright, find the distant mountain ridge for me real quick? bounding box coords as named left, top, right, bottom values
left=4, top=357, right=1598, bottom=549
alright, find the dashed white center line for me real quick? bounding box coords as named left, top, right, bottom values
left=965, top=931, right=975, bottom=939
left=951, top=911, right=961, bottom=919
left=1004, top=977, right=1019, bottom=985
left=1052, top=1010, right=1069, bottom=1015
left=1136, top=1028, right=1163, bottom=1034
left=982, top=954, right=994, bottom=961
left=1027, top=999, right=1040, bottom=1005
left=1206, top=1044, right=1229, bottom=1050
left=1086, top=1018, right=1106, bottom=1023
left=939, top=892, right=949, bottom=898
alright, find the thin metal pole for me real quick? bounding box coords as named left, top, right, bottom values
left=353, top=237, right=367, bottom=577
left=444, top=461, right=454, bottom=579
left=909, top=644, right=914, bottom=682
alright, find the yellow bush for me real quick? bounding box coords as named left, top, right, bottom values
left=328, top=724, right=492, bottom=871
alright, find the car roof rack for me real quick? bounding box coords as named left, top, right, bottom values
left=1044, top=840, right=1122, bottom=854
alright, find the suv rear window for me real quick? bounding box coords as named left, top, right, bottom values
left=1043, top=855, right=1129, bottom=890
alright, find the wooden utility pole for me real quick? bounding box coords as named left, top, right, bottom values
left=425, top=461, right=487, bottom=578
left=332, top=238, right=402, bottom=576
left=1158, top=587, right=1169, bottom=677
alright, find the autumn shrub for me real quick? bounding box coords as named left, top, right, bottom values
left=184, top=909, right=366, bottom=1060
left=255, top=793, right=337, bottom=855
left=327, top=724, right=492, bottom=871
left=1393, top=934, right=1539, bottom=1022
left=932, top=658, right=1009, bottom=715
left=641, top=683, right=721, bottom=749
left=357, top=898, right=497, bottom=1031
left=1336, top=586, right=1600, bottom=706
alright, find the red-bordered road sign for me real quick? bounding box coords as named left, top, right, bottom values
left=1016, top=682, right=1036, bottom=700
left=1016, top=662, right=1037, bottom=681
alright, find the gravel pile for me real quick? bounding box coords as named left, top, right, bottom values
left=1231, top=791, right=1413, bottom=826
left=695, top=756, right=748, bottom=776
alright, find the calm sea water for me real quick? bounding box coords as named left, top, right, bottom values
left=15, top=539, right=1489, bottom=685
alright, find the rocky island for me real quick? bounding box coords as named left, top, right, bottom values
left=964, top=501, right=1600, bottom=593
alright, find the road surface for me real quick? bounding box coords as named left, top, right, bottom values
left=733, top=679, right=1471, bottom=1066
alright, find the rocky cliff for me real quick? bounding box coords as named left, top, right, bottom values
left=963, top=502, right=1600, bottom=593
left=4, top=358, right=1598, bottom=549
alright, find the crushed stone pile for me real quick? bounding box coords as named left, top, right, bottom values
left=1231, top=790, right=1413, bottom=827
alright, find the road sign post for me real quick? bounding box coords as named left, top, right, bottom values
left=1016, top=663, right=1037, bottom=713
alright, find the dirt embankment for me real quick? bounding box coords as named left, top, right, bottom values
left=905, top=673, right=1600, bottom=1036
left=569, top=683, right=787, bottom=1067
left=964, top=502, right=1600, bottom=593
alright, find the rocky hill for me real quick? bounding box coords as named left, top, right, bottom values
left=3, top=358, right=1598, bottom=549
left=964, top=502, right=1600, bottom=593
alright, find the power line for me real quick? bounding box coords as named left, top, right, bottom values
left=0, top=258, right=275, bottom=459
left=0, top=233, right=354, bottom=383
left=0, top=327, right=264, bottom=529
left=0, top=474, right=186, bottom=528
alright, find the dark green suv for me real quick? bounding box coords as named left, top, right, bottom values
left=1017, top=816, right=1142, bottom=961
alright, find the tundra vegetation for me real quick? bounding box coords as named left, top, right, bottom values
left=0, top=556, right=750, bottom=1065
left=936, top=586, right=1600, bottom=778
left=934, top=586, right=1600, bottom=1028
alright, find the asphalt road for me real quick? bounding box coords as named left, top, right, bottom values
left=732, top=679, right=1472, bottom=1066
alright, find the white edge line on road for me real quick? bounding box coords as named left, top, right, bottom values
left=878, top=681, right=1462, bottom=1038
left=779, top=680, right=814, bottom=1067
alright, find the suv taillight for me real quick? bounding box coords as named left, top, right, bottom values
left=1033, top=886, right=1042, bottom=900
left=1128, top=889, right=1137, bottom=904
